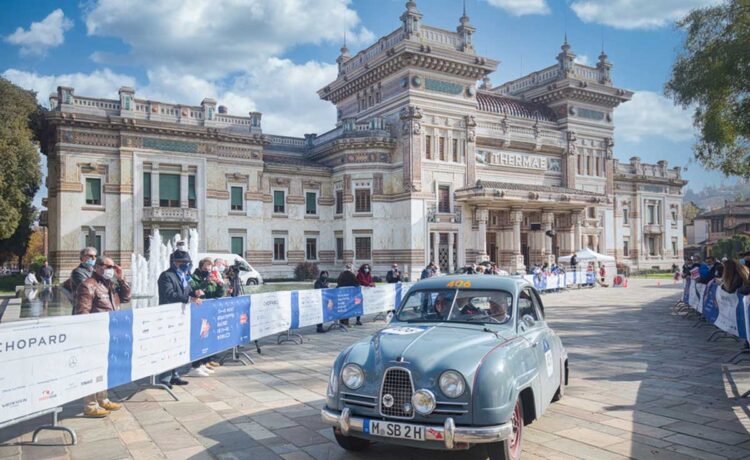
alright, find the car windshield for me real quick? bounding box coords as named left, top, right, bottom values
left=396, top=289, right=513, bottom=325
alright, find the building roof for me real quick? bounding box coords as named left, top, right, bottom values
left=263, top=153, right=328, bottom=169
left=476, top=91, right=557, bottom=122
left=460, top=180, right=604, bottom=197
left=696, top=203, right=750, bottom=218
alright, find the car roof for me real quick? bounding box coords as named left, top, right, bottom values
left=410, top=275, right=530, bottom=295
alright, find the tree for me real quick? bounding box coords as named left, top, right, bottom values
left=712, top=234, right=750, bottom=260
left=22, top=227, right=45, bottom=267
left=0, top=78, right=43, bottom=268
left=683, top=201, right=703, bottom=222
left=665, top=1, right=750, bottom=177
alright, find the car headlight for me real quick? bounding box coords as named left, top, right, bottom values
left=439, top=370, right=466, bottom=398
left=411, top=389, right=436, bottom=415
left=341, top=364, right=365, bottom=390
left=327, top=367, right=338, bottom=397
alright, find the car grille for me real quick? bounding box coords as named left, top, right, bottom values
left=380, top=368, right=414, bottom=419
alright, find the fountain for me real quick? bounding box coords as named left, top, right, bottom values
left=129, top=229, right=201, bottom=308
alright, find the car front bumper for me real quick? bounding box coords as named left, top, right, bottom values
left=321, top=407, right=513, bottom=449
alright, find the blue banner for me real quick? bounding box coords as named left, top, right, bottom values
left=189, top=297, right=250, bottom=361
left=107, top=309, right=133, bottom=388
left=322, top=286, right=363, bottom=322
left=701, top=281, right=719, bottom=323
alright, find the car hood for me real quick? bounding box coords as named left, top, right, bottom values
left=346, top=322, right=516, bottom=385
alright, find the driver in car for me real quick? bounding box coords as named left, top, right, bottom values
left=433, top=293, right=451, bottom=319
left=488, top=300, right=509, bottom=322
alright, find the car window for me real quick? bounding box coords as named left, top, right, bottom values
left=531, top=289, right=545, bottom=320
left=397, top=289, right=513, bottom=325
left=518, top=289, right=539, bottom=322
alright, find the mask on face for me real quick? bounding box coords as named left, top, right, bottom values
left=364, top=268, right=370, bottom=273
left=102, top=268, right=115, bottom=280
left=84, top=259, right=96, bottom=268
left=202, top=268, right=212, bottom=277
left=179, top=263, right=191, bottom=273
left=742, top=259, right=748, bottom=266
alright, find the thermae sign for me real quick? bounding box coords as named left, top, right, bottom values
left=0, top=334, right=67, bottom=353
left=477, top=150, right=559, bottom=172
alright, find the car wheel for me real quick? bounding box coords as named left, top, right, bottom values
left=552, top=359, right=566, bottom=402
left=246, top=278, right=258, bottom=286
left=333, top=428, right=370, bottom=451
left=486, top=398, right=523, bottom=460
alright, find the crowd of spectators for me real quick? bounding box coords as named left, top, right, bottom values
left=683, top=252, right=750, bottom=295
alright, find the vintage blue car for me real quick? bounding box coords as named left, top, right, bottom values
left=321, top=275, right=568, bottom=459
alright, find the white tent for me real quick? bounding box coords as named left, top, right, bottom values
left=558, top=247, right=615, bottom=264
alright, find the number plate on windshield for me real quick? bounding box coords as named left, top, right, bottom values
left=364, top=419, right=426, bottom=441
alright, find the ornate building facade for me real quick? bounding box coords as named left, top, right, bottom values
left=42, top=2, right=686, bottom=280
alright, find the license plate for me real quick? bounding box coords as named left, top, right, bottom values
left=364, top=419, right=426, bottom=441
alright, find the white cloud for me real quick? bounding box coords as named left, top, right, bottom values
left=4, top=9, right=73, bottom=56
left=614, top=91, right=695, bottom=143
left=484, top=0, right=550, bottom=16
left=83, top=0, right=371, bottom=78
left=574, top=55, right=589, bottom=66
left=570, top=0, right=722, bottom=29
left=2, top=68, right=136, bottom=106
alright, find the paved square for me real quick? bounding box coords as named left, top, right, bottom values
left=2, top=279, right=749, bottom=459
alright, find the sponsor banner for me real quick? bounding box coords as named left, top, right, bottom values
left=0, top=314, right=110, bottom=424
left=295, top=289, right=323, bottom=329
left=107, top=310, right=133, bottom=388
left=130, top=303, right=191, bottom=381
left=362, top=284, right=397, bottom=315
left=701, top=281, right=719, bottom=324
left=713, top=286, right=741, bottom=337
left=190, top=297, right=250, bottom=361
left=682, top=278, right=691, bottom=303
left=250, top=291, right=292, bottom=340
left=688, top=281, right=705, bottom=312
left=322, top=286, right=363, bottom=322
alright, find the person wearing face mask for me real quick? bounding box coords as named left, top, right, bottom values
left=74, top=256, right=131, bottom=417
left=386, top=264, right=402, bottom=283
left=336, top=263, right=360, bottom=326
left=355, top=264, right=376, bottom=326
left=69, top=247, right=98, bottom=292
left=313, top=271, right=330, bottom=333
left=157, top=250, right=203, bottom=388
left=188, top=258, right=225, bottom=376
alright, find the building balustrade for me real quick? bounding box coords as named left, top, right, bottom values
left=142, top=207, right=199, bottom=224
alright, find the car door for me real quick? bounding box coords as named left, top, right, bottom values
left=529, top=288, right=561, bottom=406
left=517, top=288, right=554, bottom=408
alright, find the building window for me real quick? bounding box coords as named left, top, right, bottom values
left=306, top=238, right=317, bottom=261
left=273, top=237, right=286, bottom=261
left=335, top=190, right=343, bottom=214
left=85, top=178, right=102, bottom=205
left=336, top=237, right=344, bottom=260
left=143, top=173, right=151, bottom=207
left=595, top=157, right=601, bottom=176
left=159, top=174, right=180, bottom=207
left=306, top=192, right=317, bottom=215
left=586, top=156, right=592, bottom=175
left=355, top=189, right=371, bottom=213
left=578, top=155, right=583, bottom=174
left=85, top=233, right=103, bottom=254
left=647, top=205, right=656, bottom=225
left=623, top=208, right=629, bottom=225
left=587, top=207, right=596, bottom=219
left=230, top=186, right=243, bottom=211
left=188, top=175, right=196, bottom=208
left=438, top=185, right=451, bottom=213
left=671, top=208, right=678, bottom=222
left=439, top=137, right=446, bottom=161
left=273, top=190, right=285, bottom=213
left=425, top=135, right=432, bottom=159
left=711, top=218, right=723, bottom=232
left=648, top=237, right=656, bottom=256
left=231, top=236, right=244, bottom=256
left=355, top=236, right=371, bottom=260
left=452, top=138, right=459, bottom=162
left=623, top=238, right=629, bottom=256
left=671, top=238, right=678, bottom=256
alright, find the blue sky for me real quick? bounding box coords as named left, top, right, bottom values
left=0, top=0, right=731, bottom=203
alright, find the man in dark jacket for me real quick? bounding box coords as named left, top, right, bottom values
left=70, top=247, right=97, bottom=292
left=75, top=256, right=130, bottom=417
left=336, top=264, right=360, bottom=326
left=386, top=264, right=402, bottom=283
left=157, top=250, right=202, bottom=387
left=38, top=261, right=54, bottom=285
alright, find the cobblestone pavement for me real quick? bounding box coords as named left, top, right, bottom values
left=2, top=279, right=750, bottom=459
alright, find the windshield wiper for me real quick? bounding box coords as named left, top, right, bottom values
left=483, top=327, right=503, bottom=339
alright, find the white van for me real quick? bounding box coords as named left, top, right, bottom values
left=197, top=253, right=263, bottom=285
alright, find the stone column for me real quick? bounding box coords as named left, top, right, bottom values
left=151, top=170, right=159, bottom=207
left=465, top=115, right=477, bottom=186
left=593, top=234, right=600, bottom=253
left=572, top=210, right=583, bottom=251
left=542, top=209, right=555, bottom=265
left=509, top=208, right=524, bottom=272
left=399, top=106, right=424, bottom=192
left=431, top=231, right=439, bottom=266
left=180, top=172, right=189, bottom=208
left=476, top=208, right=489, bottom=263
left=448, top=232, right=455, bottom=273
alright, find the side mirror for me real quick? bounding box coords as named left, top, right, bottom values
left=522, top=314, right=536, bottom=329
